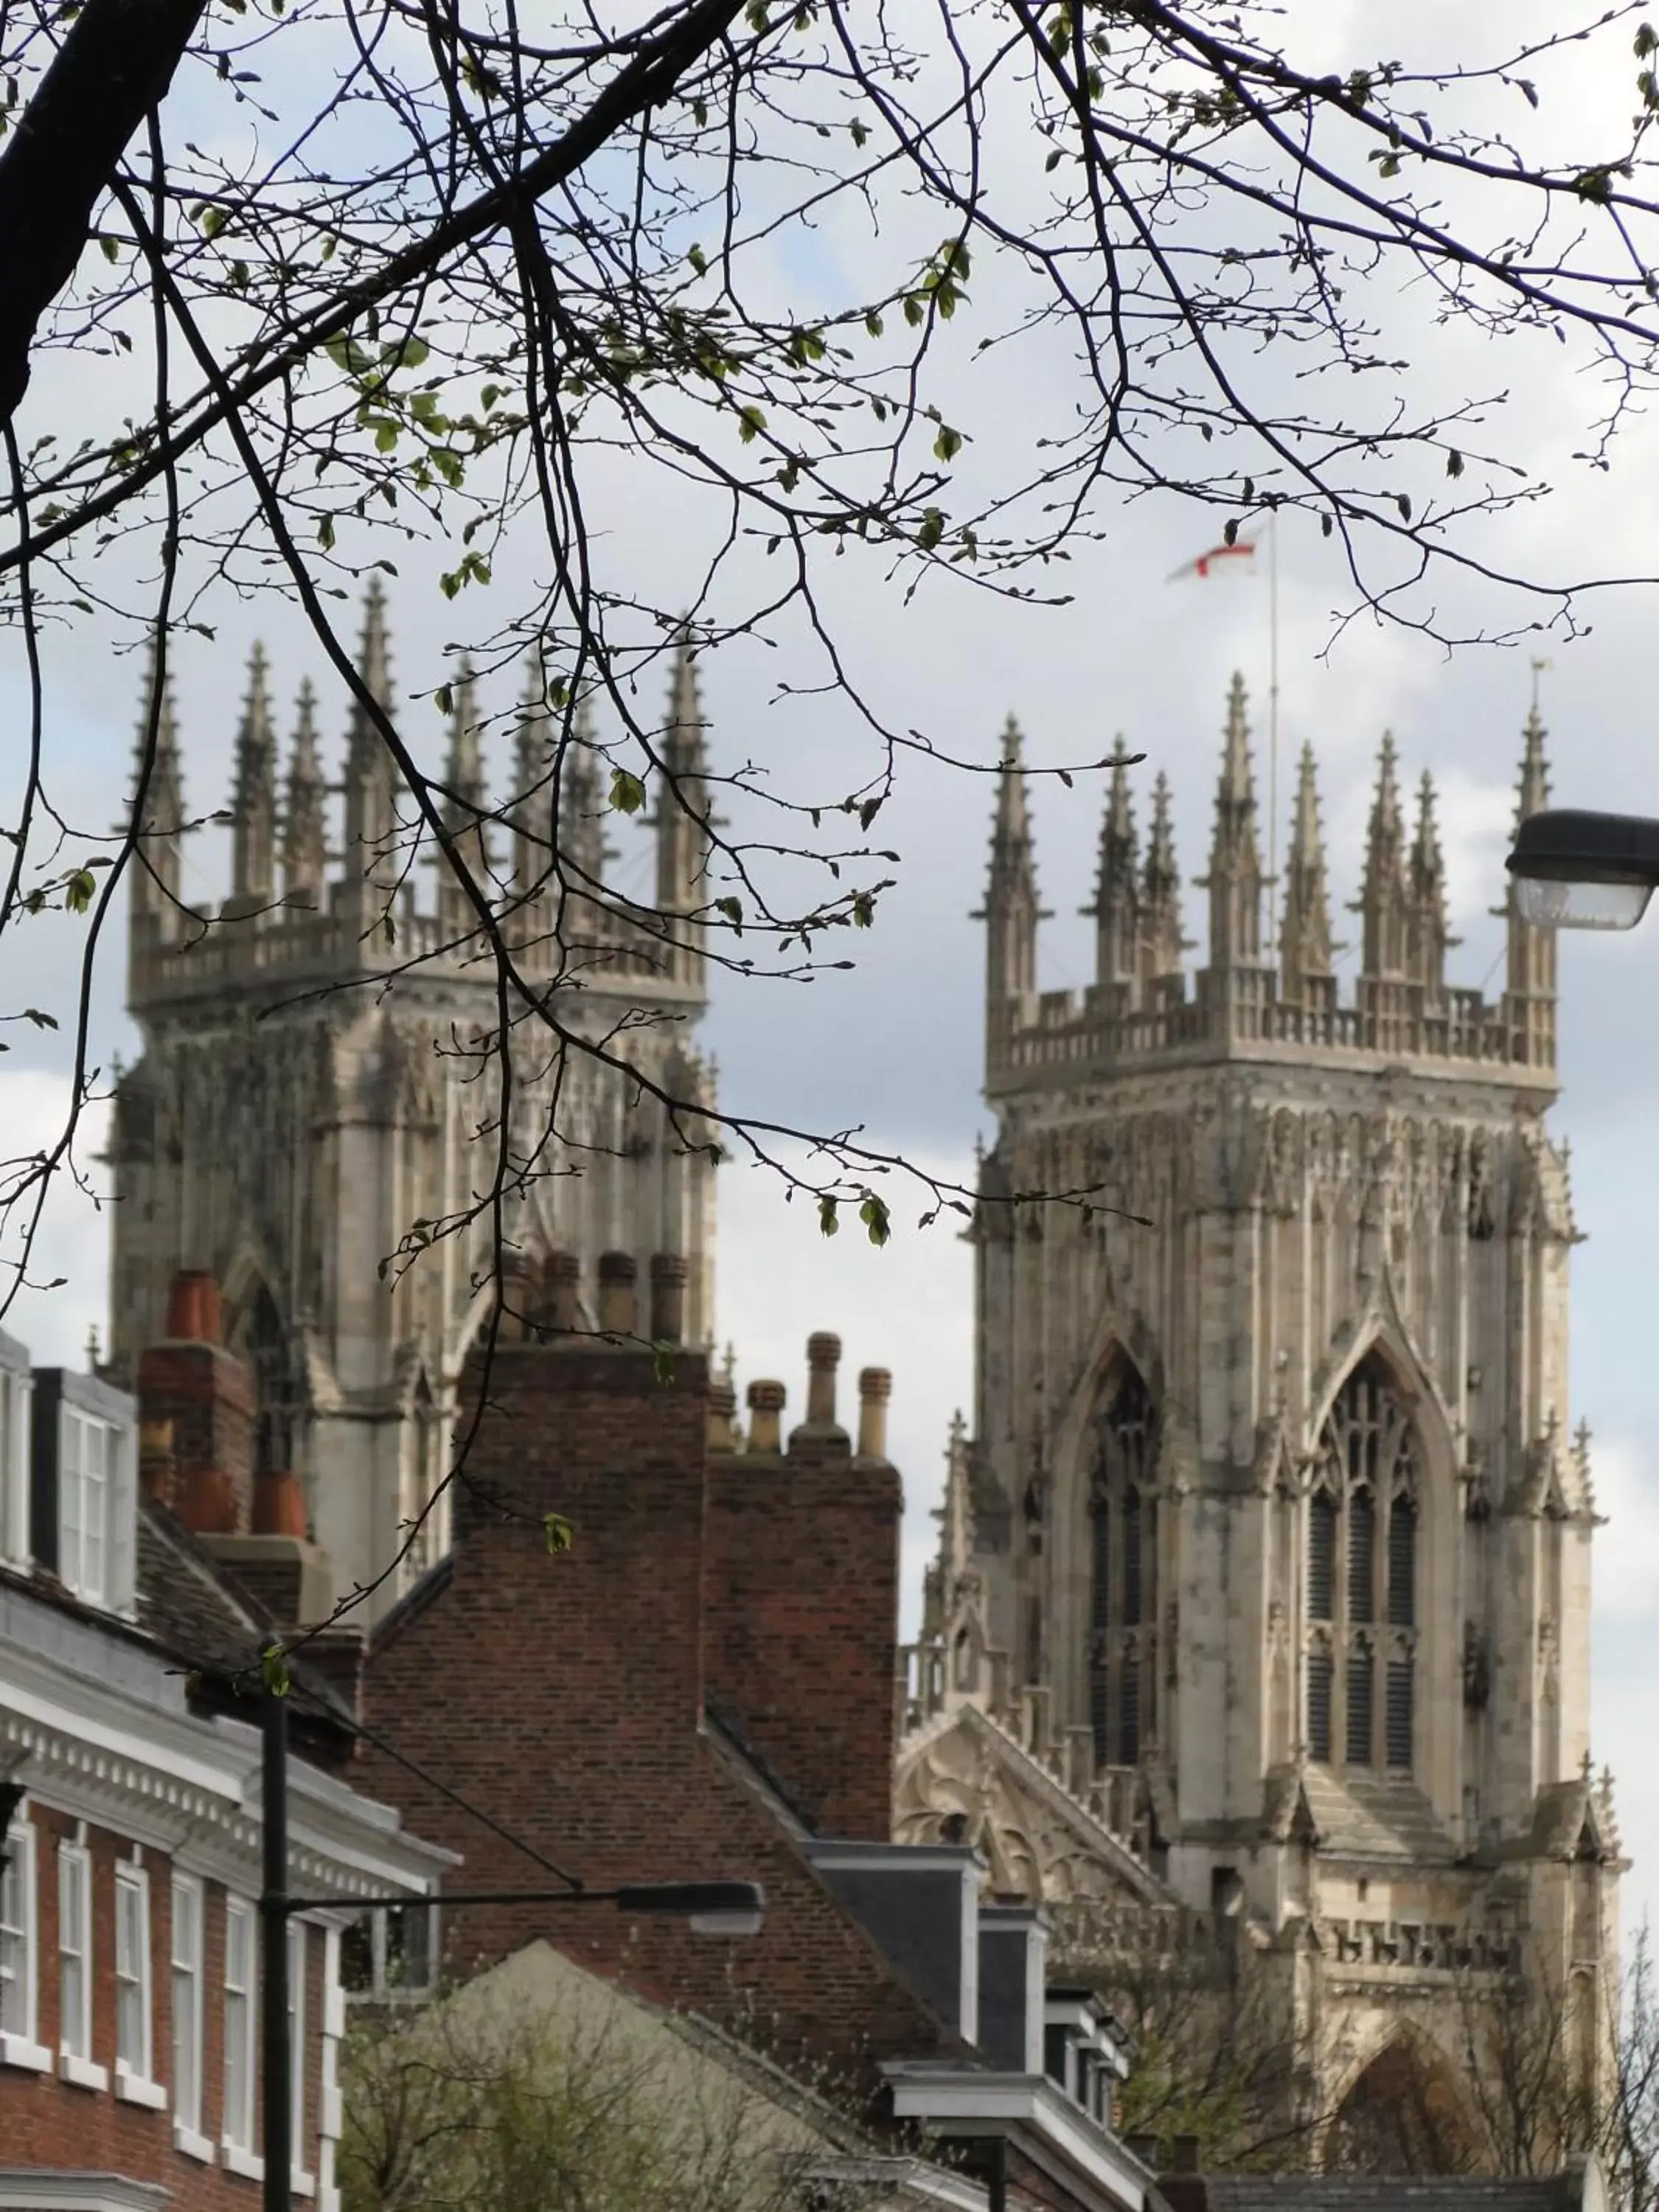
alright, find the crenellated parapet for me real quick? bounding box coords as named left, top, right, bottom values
left=980, top=676, right=1557, bottom=1098
left=127, top=587, right=711, bottom=1018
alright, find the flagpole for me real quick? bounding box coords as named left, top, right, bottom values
left=1267, top=507, right=1280, bottom=899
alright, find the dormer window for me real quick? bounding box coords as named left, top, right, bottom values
left=29, top=1368, right=138, bottom=1615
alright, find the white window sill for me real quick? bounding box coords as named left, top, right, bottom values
left=174, top=2124, right=216, bottom=2163
left=60, top=2048, right=110, bottom=2091
left=0, top=2032, right=52, bottom=2072
left=116, top=2062, right=168, bottom=2109
left=222, top=2142, right=265, bottom=2183
left=293, top=2170, right=317, bottom=2199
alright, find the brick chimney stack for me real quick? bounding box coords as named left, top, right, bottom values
left=136, top=1270, right=255, bottom=1535
left=706, top=1337, right=902, bottom=1837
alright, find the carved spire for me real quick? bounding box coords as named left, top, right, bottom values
left=655, top=633, right=711, bottom=942
left=1505, top=698, right=1556, bottom=1061
left=1139, top=771, right=1185, bottom=1000
left=511, top=655, right=552, bottom=951
left=1408, top=770, right=1452, bottom=997
left=1086, top=740, right=1139, bottom=994
left=341, top=580, right=400, bottom=911
left=1199, top=672, right=1264, bottom=979
left=228, top=644, right=277, bottom=914
left=1357, top=732, right=1408, bottom=980
left=560, top=694, right=607, bottom=893
left=280, top=681, right=327, bottom=909
left=1279, top=742, right=1334, bottom=1011
left=438, top=659, right=488, bottom=939
left=976, top=715, right=1044, bottom=1010
left=131, top=643, right=186, bottom=932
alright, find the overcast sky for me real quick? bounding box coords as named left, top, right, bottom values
left=6, top=0, right=1659, bottom=1930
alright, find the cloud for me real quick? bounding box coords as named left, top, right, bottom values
left=0, top=1069, right=112, bottom=1369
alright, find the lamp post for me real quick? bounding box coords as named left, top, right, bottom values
left=1506, top=807, right=1659, bottom=931
left=259, top=1690, right=766, bottom=2212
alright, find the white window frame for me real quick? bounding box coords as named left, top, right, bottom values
left=60, top=1405, right=111, bottom=1605
left=0, top=1354, right=32, bottom=1567
left=291, top=1921, right=316, bottom=2193
left=316, top=1924, right=344, bottom=2212
left=114, top=1857, right=164, bottom=2107
left=222, top=1896, right=261, bottom=2173
left=1, top=1811, right=48, bottom=2070
left=171, top=1873, right=212, bottom=2160
left=58, top=1837, right=105, bottom=2090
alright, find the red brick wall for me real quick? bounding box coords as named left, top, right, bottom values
left=135, top=1342, right=256, bottom=1532
left=0, top=1803, right=333, bottom=2208
left=703, top=1436, right=902, bottom=1838
left=361, top=1341, right=956, bottom=2088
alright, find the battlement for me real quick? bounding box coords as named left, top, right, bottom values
left=128, top=585, right=712, bottom=1020
left=980, top=677, right=1557, bottom=1099
left=990, top=967, right=1553, bottom=1095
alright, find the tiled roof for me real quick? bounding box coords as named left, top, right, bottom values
left=1192, top=2177, right=1582, bottom=2211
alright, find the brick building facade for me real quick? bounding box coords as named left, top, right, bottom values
left=0, top=1313, right=448, bottom=2212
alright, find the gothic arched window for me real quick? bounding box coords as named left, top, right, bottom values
left=1306, top=1357, right=1419, bottom=1775
left=233, top=1282, right=299, bottom=1479
left=1089, top=1363, right=1159, bottom=1770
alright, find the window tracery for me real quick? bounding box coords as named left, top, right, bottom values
left=1089, top=1363, right=1159, bottom=1770
left=1305, top=1357, right=1420, bottom=1774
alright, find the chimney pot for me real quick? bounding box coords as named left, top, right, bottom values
left=649, top=1252, right=688, bottom=1346
left=165, top=1270, right=222, bottom=1345
left=540, top=1250, right=582, bottom=1335
left=747, top=1379, right=786, bottom=1455
left=139, top=1417, right=178, bottom=1510
left=805, top=1332, right=841, bottom=1428
left=707, top=1378, right=738, bottom=1453
left=498, top=1251, right=535, bottom=1343
left=597, top=1251, right=639, bottom=1338
left=253, top=1468, right=310, bottom=1540
left=858, top=1367, right=893, bottom=1461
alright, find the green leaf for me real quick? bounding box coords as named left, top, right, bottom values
left=859, top=1194, right=891, bottom=1248
left=865, top=310, right=884, bottom=338
left=381, top=335, right=430, bottom=371
left=818, top=1194, right=839, bottom=1237
left=918, top=507, right=945, bottom=552
left=261, top=1644, right=292, bottom=1697
left=653, top=1341, right=677, bottom=1385
left=738, top=404, right=766, bottom=443
left=1635, top=22, right=1656, bottom=58
left=65, top=869, right=96, bottom=914
left=933, top=425, right=963, bottom=463
left=201, top=205, right=227, bottom=239
left=435, top=684, right=453, bottom=716
left=852, top=892, right=874, bottom=928
left=1446, top=450, right=1464, bottom=479
left=903, top=295, right=925, bottom=327
left=688, top=243, right=709, bottom=275
left=542, top=1512, right=574, bottom=1555
left=609, top=768, right=647, bottom=814
left=373, top=419, right=400, bottom=453
left=99, top=235, right=119, bottom=263
left=714, top=895, right=743, bottom=931
left=23, top=1008, right=57, bottom=1030
left=745, top=0, right=769, bottom=28
left=1397, top=493, right=1413, bottom=523
left=850, top=119, right=869, bottom=148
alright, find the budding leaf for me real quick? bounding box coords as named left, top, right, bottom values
left=23, top=1008, right=57, bottom=1029
left=818, top=1194, right=839, bottom=1237
left=859, top=1194, right=891, bottom=1248
left=261, top=1644, right=292, bottom=1697
left=543, top=1512, right=574, bottom=1555
left=610, top=768, right=647, bottom=814
left=653, top=1341, right=677, bottom=1385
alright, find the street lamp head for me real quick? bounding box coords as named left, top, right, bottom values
left=1506, top=808, right=1659, bottom=931
left=613, top=1880, right=767, bottom=1937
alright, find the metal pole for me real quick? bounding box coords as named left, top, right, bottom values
left=262, top=1688, right=291, bottom=2212
left=1267, top=506, right=1280, bottom=902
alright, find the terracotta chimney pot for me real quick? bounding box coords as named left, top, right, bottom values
left=165, top=1270, right=222, bottom=1345
left=253, top=1469, right=310, bottom=1540
left=648, top=1253, right=688, bottom=1346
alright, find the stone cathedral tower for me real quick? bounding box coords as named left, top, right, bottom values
left=109, top=591, right=717, bottom=1611
left=900, top=678, right=1624, bottom=2160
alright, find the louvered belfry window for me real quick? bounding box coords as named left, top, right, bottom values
left=1088, top=1364, right=1159, bottom=1770
left=1306, top=1357, right=1420, bottom=1774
